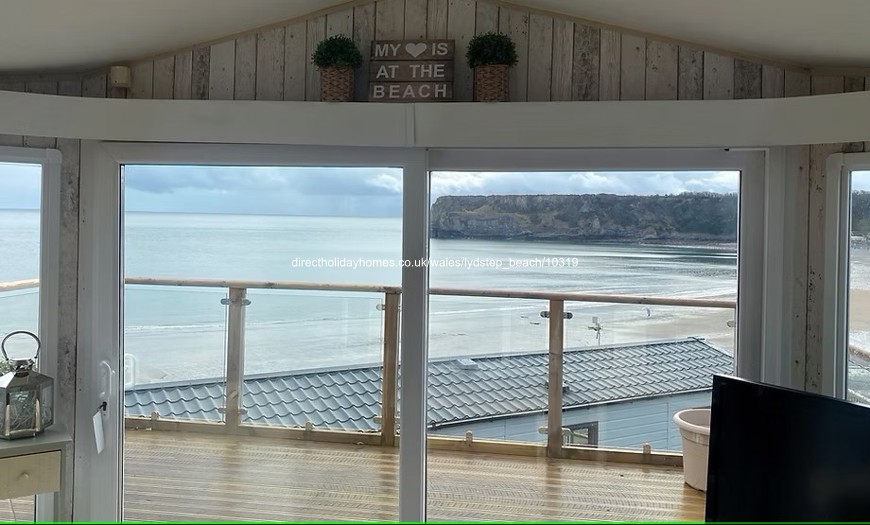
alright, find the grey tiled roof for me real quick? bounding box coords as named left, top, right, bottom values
left=125, top=337, right=732, bottom=431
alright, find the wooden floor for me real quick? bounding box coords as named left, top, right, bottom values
left=1, top=430, right=705, bottom=522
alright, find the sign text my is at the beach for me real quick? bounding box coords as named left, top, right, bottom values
left=369, top=39, right=455, bottom=102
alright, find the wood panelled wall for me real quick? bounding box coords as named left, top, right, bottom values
left=0, top=69, right=115, bottom=521
left=118, top=0, right=865, bottom=106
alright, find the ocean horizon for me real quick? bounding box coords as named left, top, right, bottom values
left=2, top=210, right=744, bottom=384
left=2, top=209, right=869, bottom=386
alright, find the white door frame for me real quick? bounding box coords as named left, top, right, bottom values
left=827, top=152, right=870, bottom=399
left=75, top=142, right=124, bottom=520
left=75, top=142, right=431, bottom=522
left=0, top=145, right=62, bottom=521
left=77, top=143, right=769, bottom=523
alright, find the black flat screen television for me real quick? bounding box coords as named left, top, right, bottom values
left=706, top=375, right=870, bottom=522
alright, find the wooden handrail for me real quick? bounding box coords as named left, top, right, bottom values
left=849, top=343, right=870, bottom=360
left=119, top=278, right=735, bottom=309
left=125, top=277, right=402, bottom=294
left=0, top=279, right=39, bottom=293
left=429, top=287, right=734, bottom=309
left=0, top=274, right=732, bottom=464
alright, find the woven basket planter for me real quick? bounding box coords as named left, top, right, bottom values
left=474, top=64, right=510, bottom=102
left=320, top=67, right=354, bottom=102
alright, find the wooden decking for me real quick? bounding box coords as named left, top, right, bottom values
left=124, top=430, right=704, bottom=522
left=0, top=430, right=705, bottom=522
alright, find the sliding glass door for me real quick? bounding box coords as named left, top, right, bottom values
left=121, top=164, right=403, bottom=522
left=76, top=143, right=425, bottom=522
left=421, top=150, right=759, bottom=522
left=76, top=143, right=766, bottom=523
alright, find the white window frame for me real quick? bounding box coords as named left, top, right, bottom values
left=0, top=145, right=62, bottom=521
left=78, top=143, right=768, bottom=523
left=828, top=152, right=870, bottom=399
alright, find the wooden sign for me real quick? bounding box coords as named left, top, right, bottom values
left=371, top=40, right=454, bottom=61
left=369, top=39, right=454, bottom=102
left=371, top=82, right=454, bottom=101
left=370, top=61, right=454, bottom=82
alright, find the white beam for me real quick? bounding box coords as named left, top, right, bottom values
left=2, top=90, right=870, bottom=148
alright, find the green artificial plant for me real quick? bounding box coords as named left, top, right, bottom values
left=465, top=32, right=519, bottom=68
left=312, top=34, right=363, bottom=69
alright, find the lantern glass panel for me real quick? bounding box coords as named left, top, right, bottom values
left=0, top=387, right=7, bottom=433
left=0, top=368, right=55, bottom=439
left=39, top=377, right=54, bottom=427
left=8, top=387, right=38, bottom=434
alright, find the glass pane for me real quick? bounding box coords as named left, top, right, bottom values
left=122, top=165, right=401, bottom=522
left=123, top=284, right=228, bottom=420
left=0, top=161, right=41, bottom=523
left=0, top=285, right=39, bottom=351
left=562, top=303, right=733, bottom=452
left=0, top=163, right=41, bottom=340
left=243, top=289, right=385, bottom=432
left=429, top=295, right=548, bottom=359
left=428, top=295, right=548, bottom=443
left=427, top=170, right=738, bottom=521
left=848, top=171, right=870, bottom=402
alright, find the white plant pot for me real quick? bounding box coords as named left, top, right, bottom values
left=673, top=408, right=711, bottom=491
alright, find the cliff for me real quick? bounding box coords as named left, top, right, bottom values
left=430, top=193, right=739, bottom=243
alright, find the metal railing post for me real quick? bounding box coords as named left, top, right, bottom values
left=381, top=291, right=401, bottom=446
left=547, top=299, right=565, bottom=459
left=223, top=287, right=249, bottom=428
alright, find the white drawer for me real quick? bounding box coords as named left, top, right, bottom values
left=0, top=451, right=61, bottom=499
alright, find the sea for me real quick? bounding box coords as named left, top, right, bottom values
left=2, top=209, right=866, bottom=386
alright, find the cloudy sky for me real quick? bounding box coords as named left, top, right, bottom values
left=2, top=162, right=870, bottom=216
left=0, top=162, right=42, bottom=210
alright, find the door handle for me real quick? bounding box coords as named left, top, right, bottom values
left=98, top=360, right=117, bottom=405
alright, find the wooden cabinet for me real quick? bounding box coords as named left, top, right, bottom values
left=0, top=451, right=61, bottom=499
left=0, top=428, right=71, bottom=516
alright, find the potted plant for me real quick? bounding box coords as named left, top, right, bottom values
left=312, top=35, right=363, bottom=102
left=466, top=32, right=518, bottom=102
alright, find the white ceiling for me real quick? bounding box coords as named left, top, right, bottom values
left=0, top=0, right=868, bottom=73
left=0, top=0, right=349, bottom=72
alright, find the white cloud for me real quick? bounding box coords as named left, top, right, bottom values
left=367, top=172, right=402, bottom=193
left=430, top=170, right=739, bottom=199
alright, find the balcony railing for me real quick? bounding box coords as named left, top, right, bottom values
left=0, top=279, right=39, bottom=293
left=2, top=277, right=738, bottom=465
